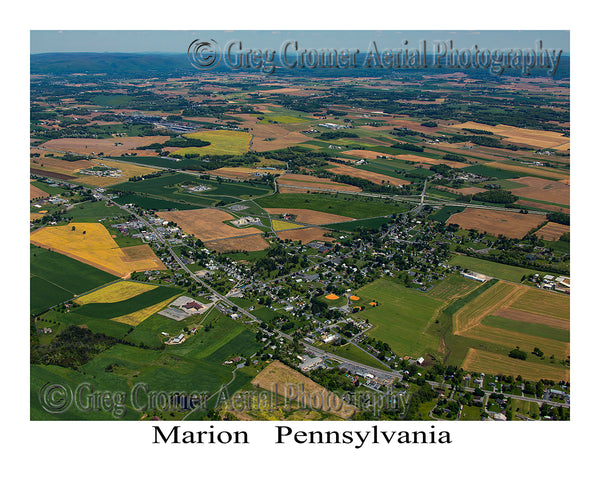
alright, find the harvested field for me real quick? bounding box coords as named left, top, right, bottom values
left=446, top=208, right=546, bottom=239
left=485, top=161, right=569, bottom=181
left=463, top=324, right=569, bottom=359
left=358, top=116, right=440, bottom=134
left=205, top=166, right=285, bottom=180
left=433, top=143, right=505, bottom=161
left=449, top=121, right=570, bottom=150
left=509, top=176, right=570, bottom=205
left=39, top=136, right=170, bottom=156
left=261, top=87, right=318, bottom=96
left=278, top=186, right=311, bottom=194
left=75, top=280, right=157, bottom=305
left=454, top=281, right=525, bottom=334
left=264, top=208, right=354, bottom=225
left=29, top=223, right=165, bottom=277
left=494, top=308, right=569, bottom=330
left=277, top=173, right=361, bottom=192
left=534, top=222, right=570, bottom=241
left=341, top=150, right=467, bottom=168
left=326, top=162, right=410, bottom=186
left=277, top=227, right=332, bottom=244
left=433, top=185, right=487, bottom=196
left=30, top=213, right=45, bottom=221
left=462, top=348, right=569, bottom=382
left=74, top=159, right=160, bottom=187
left=251, top=360, right=357, bottom=419
left=30, top=184, right=50, bottom=201
left=395, top=154, right=468, bottom=169
left=176, top=130, right=252, bottom=156
left=342, top=149, right=389, bottom=160
left=30, top=149, right=95, bottom=175
left=157, top=208, right=262, bottom=241
left=30, top=168, right=75, bottom=181
left=205, top=234, right=269, bottom=253
left=510, top=288, right=570, bottom=320
left=515, top=199, right=569, bottom=214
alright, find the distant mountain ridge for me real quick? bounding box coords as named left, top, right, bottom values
left=30, top=52, right=570, bottom=80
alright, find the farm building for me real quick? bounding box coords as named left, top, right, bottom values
left=460, top=271, right=489, bottom=282
left=232, top=216, right=261, bottom=227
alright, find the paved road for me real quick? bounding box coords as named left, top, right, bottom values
left=100, top=192, right=568, bottom=412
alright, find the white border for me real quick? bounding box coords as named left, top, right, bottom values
left=3, top=1, right=596, bottom=477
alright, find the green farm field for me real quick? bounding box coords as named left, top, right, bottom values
left=428, top=273, right=480, bottom=301
left=448, top=254, right=554, bottom=283
left=110, top=172, right=272, bottom=205
left=67, top=201, right=124, bottom=221
left=481, top=315, right=570, bottom=343
left=257, top=193, right=409, bottom=219
left=73, top=286, right=182, bottom=320
left=352, top=278, right=443, bottom=357
left=30, top=245, right=118, bottom=313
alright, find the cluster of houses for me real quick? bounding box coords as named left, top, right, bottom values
left=536, top=274, right=570, bottom=293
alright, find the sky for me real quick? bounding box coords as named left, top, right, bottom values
left=30, top=30, right=570, bottom=55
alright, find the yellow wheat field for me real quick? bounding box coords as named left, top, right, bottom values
left=75, top=159, right=160, bottom=187
left=450, top=121, right=570, bottom=150
left=111, top=294, right=181, bottom=326
left=75, top=280, right=157, bottom=305
left=30, top=222, right=165, bottom=277
left=272, top=219, right=304, bottom=231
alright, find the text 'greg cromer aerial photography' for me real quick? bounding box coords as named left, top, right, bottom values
left=30, top=30, right=570, bottom=422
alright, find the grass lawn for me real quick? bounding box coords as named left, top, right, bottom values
left=448, top=254, right=552, bottom=283
left=460, top=405, right=484, bottom=420
left=67, top=201, right=124, bottom=221
left=318, top=342, right=391, bottom=370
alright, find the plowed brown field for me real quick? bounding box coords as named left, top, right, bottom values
left=446, top=208, right=545, bottom=239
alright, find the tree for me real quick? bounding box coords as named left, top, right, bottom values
left=509, top=348, right=527, bottom=361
